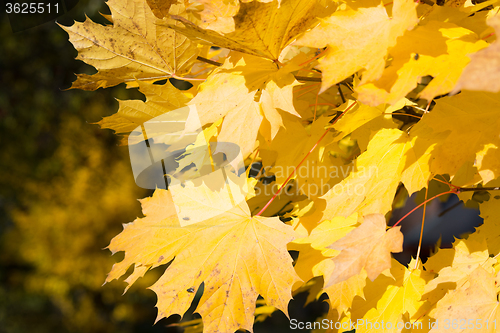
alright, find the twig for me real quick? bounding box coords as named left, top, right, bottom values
left=457, top=186, right=500, bottom=192
left=196, top=56, right=222, bottom=67
left=255, top=101, right=357, bottom=217
left=337, top=84, right=346, bottom=104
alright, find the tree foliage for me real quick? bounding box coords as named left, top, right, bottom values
left=62, top=0, right=500, bottom=331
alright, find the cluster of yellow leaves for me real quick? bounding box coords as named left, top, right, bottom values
left=62, top=0, right=500, bottom=331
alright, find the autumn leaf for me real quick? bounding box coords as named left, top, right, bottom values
left=165, top=0, right=321, bottom=60
left=325, top=214, right=403, bottom=286
left=349, top=258, right=433, bottom=333
left=295, top=212, right=359, bottom=251
left=291, top=214, right=365, bottom=317
left=423, top=233, right=496, bottom=304
left=187, top=53, right=302, bottom=156
left=105, top=189, right=300, bottom=333
left=429, top=266, right=500, bottom=333
left=261, top=114, right=345, bottom=199
left=294, top=0, right=418, bottom=92
left=409, top=91, right=500, bottom=183
left=356, top=20, right=488, bottom=105
left=476, top=196, right=500, bottom=255
left=96, top=80, right=191, bottom=136
left=186, top=0, right=241, bottom=34
left=146, top=0, right=176, bottom=19
left=61, top=0, right=199, bottom=90
left=454, top=13, right=500, bottom=93
left=159, top=0, right=285, bottom=34
left=58, top=0, right=500, bottom=331
left=308, top=242, right=367, bottom=319
left=299, top=128, right=432, bottom=224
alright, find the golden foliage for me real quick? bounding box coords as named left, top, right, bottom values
left=61, top=0, right=500, bottom=331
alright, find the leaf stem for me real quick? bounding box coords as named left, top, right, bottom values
left=255, top=101, right=357, bottom=217
left=392, top=190, right=455, bottom=228
left=395, top=177, right=500, bottom=230
left=414, top=184, right=429, bottom=269
left=254, top=129, right=331, bottom=217
left=296, top=83, right=321, bottom=98
left=299, top=48, right=328, bottom=67
left=481, top=32, right=495, bottom=40
left=431, top=176, right=461, bottom=191
left=431, top=176, right=500, bottom=192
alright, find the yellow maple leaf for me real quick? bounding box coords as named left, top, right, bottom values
left=423, top=233, right=496, bottom=304
left=61, top=0, right=199, bottom=90
left=166, top=0, right=321, bottom=60
left=409, top=91, right=500, bottom=183
left=217, top=96, right=263, bottom=158
left=325, top=214, right=403, bottom=286
left=475, top=195, right=500, bottom=255
left=325, top=269, right=367, bottom=319
left=105, top=189, right=300, bottom=332
left=187, top=53, right=302, bottom=156
left=356, top=20, right=488, bottom=106
left=299, top=128, right=431, bottom=224
left=291, top=214, right=365, bottom=317
left=186, top=0, right=241, bottom=34
left=97, top=81, right=191, bottom=136
left=289, top=241, right=368, bottom=319
left=146, top=0, right=180, bottom=19
left=330, top=101, right=395, bottom=139
left=399, top=134, right=435, bottom=195
left=246, top=179, right=307, bottom=217
left=296, top=213, right=359, bottom=252
left=429, top=266, right=500, bottom=333
left=350, top=258, right=433, bottom=333
left=294, top=0, right=418, bottom=92
left=166, top=0, right=283, bottom=34
left=454, top=13, right=500, bottom=93
left=188, top=54, right=274, bottom=124
left=261, top=114, right=345, bottom=199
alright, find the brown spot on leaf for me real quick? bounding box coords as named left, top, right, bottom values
left=158, top=255, right=164, bottom=263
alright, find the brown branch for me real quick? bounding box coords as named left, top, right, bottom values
left=196, top=56, right=222, bottom=67
left=457, top=186, right=500, bottom=192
